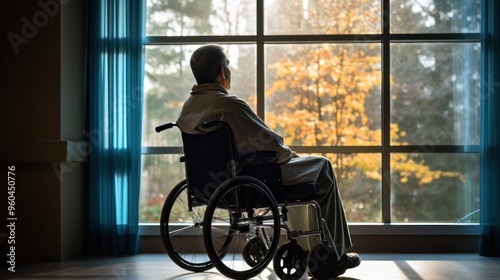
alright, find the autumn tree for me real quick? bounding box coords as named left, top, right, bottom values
left=264, top=0, right=467, bottom=222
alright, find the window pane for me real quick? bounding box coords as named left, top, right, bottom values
left=265, top=0, right=381, bottom=35
left=390, top=43, right=480, bottom=145
left=142, top=45, right=195, bottom=147
left=390, top=0, right=481, bottom=33
left=140, top=154, right=185, bottom=223
left=146, top=0, right=256, bottom=36
left=337, top=153, right=382, bottom=223
left=265, top=44, right=382, bottom=146
left=143, top=44, right=256, bottom=147
left=306, top=153, right=382, bottom=222
left=391, top=153, right=479, bottom=223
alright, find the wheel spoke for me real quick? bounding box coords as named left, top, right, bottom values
left=160, top=181, right=213, bottom=272
left=203, top=177, right=281, bottom=279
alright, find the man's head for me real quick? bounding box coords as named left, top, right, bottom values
left=190, top=44, right=231, bottom=89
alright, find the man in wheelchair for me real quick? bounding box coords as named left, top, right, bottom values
left=176, top=44, right=361, bottom=278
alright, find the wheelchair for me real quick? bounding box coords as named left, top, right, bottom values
left=156, top=120, right=340, bottom=279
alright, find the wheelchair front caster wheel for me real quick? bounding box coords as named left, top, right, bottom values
left=307, top=243, right=337, bottom=280
left=243, top=237, right=268, bottom=267
left=273, top=240, right=307, bottom=280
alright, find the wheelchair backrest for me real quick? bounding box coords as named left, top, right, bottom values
left=181, top=123, right=237, bottom=204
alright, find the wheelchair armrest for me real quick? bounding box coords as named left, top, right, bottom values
left=238, top=151, right=279, bottom=165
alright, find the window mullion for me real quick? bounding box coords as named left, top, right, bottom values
left=256, top=0, right=265, bottom=119
left=382, top=0, right=391, bottom=224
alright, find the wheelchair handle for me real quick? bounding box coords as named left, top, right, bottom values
left=155, top=122, right=177, bottom=133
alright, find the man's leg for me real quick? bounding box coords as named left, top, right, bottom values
left=314, top=157, right=353, bottom=257
left=281, top=156, right=360, bottom=277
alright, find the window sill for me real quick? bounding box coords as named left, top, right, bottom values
left=139, top=223, right=479, bottom=236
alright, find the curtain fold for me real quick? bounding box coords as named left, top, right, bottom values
left=85, top=0, right=145, bottom=255
left=480, top=0, right=500, bottom=256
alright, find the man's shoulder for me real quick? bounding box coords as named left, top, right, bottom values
left=212, top=92, right=248, bottom=107
left=187, top=87, right=251, bottom=109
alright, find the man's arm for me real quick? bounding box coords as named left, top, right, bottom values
left=225, top=97, right=293, bottom=163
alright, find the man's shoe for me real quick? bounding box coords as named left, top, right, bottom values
left=307, top=252, right=361, bottom=279
left=332, top=253, right=361, bottom=277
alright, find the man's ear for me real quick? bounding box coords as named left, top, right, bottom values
left=220, top=66, right=227, bottom=80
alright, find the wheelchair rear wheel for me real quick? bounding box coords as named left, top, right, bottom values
left=203, top=176, right=281, bottom=279
left=160, top=180, right=231, bottom=272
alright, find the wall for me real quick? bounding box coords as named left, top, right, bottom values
left=60, top=0, right=85, bottom=260
left=0, top=0, right=85, bottom=264
left=139, top=226, right=479, bottom=254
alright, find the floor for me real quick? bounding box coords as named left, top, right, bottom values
left=3, top=253, right=500, bottom=280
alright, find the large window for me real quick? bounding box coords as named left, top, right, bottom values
left=140, top=0, right=481, bottom=225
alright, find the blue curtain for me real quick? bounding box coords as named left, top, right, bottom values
left=85, top=0, right=145, bottom=255
left=480, top=0, right=500, bottom=256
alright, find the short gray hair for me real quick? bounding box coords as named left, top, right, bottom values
left=190, top=44, right=227, bottom=84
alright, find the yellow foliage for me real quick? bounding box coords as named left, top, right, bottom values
left=262, top=1, right=461, bottom=186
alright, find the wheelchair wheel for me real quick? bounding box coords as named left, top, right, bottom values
left=307, top=243, right=338, bottom=280
left=160, top=180, right=231, bottom=272
left=203, top=176, right=281, bottom=279
left=273, top=240, right=307, bottom=280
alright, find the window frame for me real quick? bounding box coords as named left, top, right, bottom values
left=140, top=0, right=481, bottom=235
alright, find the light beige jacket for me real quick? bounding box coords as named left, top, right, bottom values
left=177, top=83, right=293, bottom=163
left=177, top=83, right=326, bottom=186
